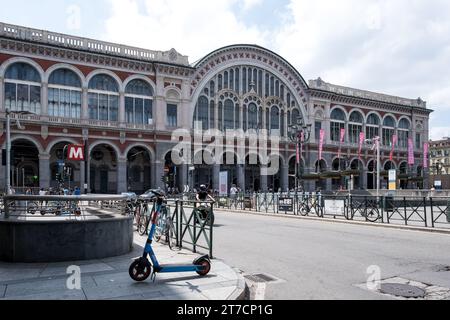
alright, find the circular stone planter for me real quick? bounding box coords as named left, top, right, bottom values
left=0, top=216, right=134, bottom=263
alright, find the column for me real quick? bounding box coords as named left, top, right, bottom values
left=212, top=164, right=220, bottom=192
left=117, top=157, right=127, bottom=194
left=281, top=164, right=289, bottom=192
left=260, top=166, right=268, bottom=192
left=0, top=77, right=4, bottom=112
left=0, top=149, right=5, bottom=190
left=41, top=82, right=48, bottom=116
left=39, top=153, right=51, bottom=189
left=237, top=164, right=245, bottom=191
left=79, top=161, right=85, bottom=194
left=119, top=91, right=125, bottom=125
left=82, top=87, right=89, bottom=120
left=154, top=160, right=165, bottom=190
left=177, top=164, right=188, bottom=192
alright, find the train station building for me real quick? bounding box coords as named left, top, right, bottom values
left=0, top=22, right=432, bottom=194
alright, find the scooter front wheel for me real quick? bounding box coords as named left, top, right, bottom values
left=195, top=258, right=211, bottom=277
left=129, top=258, right=152, bottom=282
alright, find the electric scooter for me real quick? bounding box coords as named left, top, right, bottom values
left=129, top=189, right=211, bottom=282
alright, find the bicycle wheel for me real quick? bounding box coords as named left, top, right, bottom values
left=138, top=216, right=148, bottom=236
left=365, top=207, right=380, bottom=222
left=27, top=202, right=38, bottom=215
left=154, top=214, right=165, bottom=243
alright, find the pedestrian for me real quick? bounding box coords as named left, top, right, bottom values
left=73, top=186, right=81, bottom=196
left=230, top=184, right=238, bottom=209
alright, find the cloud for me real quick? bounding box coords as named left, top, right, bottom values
left=103, top=0, right=450, bottom=140
left=103, top=0, right=268, bottom=63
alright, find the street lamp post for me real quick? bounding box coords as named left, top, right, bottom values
left=288, top=117, right=312, bottom=193
left=365, top=136, right=381, bottom=198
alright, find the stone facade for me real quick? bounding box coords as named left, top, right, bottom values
left=0, top=22, right=432, bottom=194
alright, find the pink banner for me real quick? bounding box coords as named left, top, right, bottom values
left=390, top=135, right=398, bottom=161
left=408, top=138, right=414, bottom=165
left=319, top=129, right=325, bottom=160
left=358, top=132, right=365, bottom=160
left=337, top=128, right=345, bottom=159
left=423, top=143, right=429, bottom=169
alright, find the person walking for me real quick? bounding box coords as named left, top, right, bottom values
left=230, top=184, right=238, bottom=209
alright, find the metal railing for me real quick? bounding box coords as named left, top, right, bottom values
left=134, top=198, right=214, bottom=258
left=213, top=192, right=450, bottom=230
left=1, top=194, right=131, bottom=220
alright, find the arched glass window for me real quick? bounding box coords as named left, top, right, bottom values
left=248, top=103, right=258, bottom=130
left=265, top=73, right=270, bottom=98
left=330, top=109, right=346, bottom=142
left=242, top=68, right=247, bottom=94
left=48, top=69, right=82, bottom=119
left=348, top=111, right=363, bottom=144
left=224, top=99, right=235, bottom=130
left=209, top=81, right=215, bottom=98
left=229, top=69, right=234, bottom=91
left=291, top=109, right=300, bottom=125
left=195, top=96, right=209, bottom=130
left=218, top=74, right=223, bottom=92
left=258, top=70, right=263, bottom=97
left=366, top=114, right=380, bottom=140
left=224, top=71, right=229, bottom=90
left=235, top=68, right=240, bottom=93
left=209, top=100, right=215, bottom=129
left=235, top=104, right=240, bottom=129
left=270, top=106, right=280, bottom=134
left=398, top=119, right=411, bottom=148
left=383, top=116, right=396, bottom=146
left=4, top=62, right=41, bottom=114
left=125, top=79, right=153, bottom=125
left=88, top=74, right=119, bottom=122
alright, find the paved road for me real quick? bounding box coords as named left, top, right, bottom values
left=213, top=210, right=450, bottom=300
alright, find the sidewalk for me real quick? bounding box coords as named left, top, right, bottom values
left=0, top=232, right=246, bottom=300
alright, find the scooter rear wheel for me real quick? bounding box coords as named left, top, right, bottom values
left=195, top=258, right=211, bottom=277
left=129, top=258, right=152, bottom=282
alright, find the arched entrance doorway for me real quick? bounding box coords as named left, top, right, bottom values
left=245, top=154, right=261, bottom=193
left=350, top=159, right=364, bottom=190
left=193, top=150, right=213, bottom=191
left=399, top=162, right=408, bottom=189
left=383, top=161, right=396, bottom=190
left=90, top=144, right=118, bottom=194
left=49, top=142, right=81, bottom=191
left=127, top=147, right=152, bottom=194
left=367, top=160, right=378, bottom=190
left=267, top=155, right=283, bottom=192
left=220, top=152, right=238, bottom=190
left=10, top=139, right=40, bottom=192
left=315, top=159, right=327, bottom=191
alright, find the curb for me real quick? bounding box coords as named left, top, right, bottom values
left=227, top=268, right=248, bottom=300
left=216, top=208, right=450, bottom=236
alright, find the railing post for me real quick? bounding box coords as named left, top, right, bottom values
left=423, top=197, right=428, bottom=228
left=404, top=197, right=408, bottom=226
left=193, top=202, right=197, bottom=254
left=430, top=197, right=435, bottom=228
left=209, top=203, right=213, bottom=259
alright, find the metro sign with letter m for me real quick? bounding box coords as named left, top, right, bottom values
left=67, top=145, right=85, bottom=161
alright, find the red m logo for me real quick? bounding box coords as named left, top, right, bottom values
left=68, top=145, right=85, bottom=161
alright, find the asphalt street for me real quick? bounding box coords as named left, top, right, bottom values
left=213, top=210, right=450, bottom=300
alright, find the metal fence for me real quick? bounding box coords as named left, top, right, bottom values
left=214, top=192, right=450, bottom=230
left=0, top=194, right=131, bottom=220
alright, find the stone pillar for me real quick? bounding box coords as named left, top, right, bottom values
left=0, top=149, right=5, bottom=190
left=281, top=164, right=289, bottom=192
left=41, top=82, right=48, bottom=116
left=79, top=161, right=85, bottom=194
left=0, top=77, right=4, bottom=112
left=326, top=178, right=332, bottom=192
left=212, top=164, right=220, bottom=192
left=260, top=166, right=268, bottom=192
left=119, top=91, right=125, bottom=124
left=82, top=87, right=89, bottom=120
left=39, top=153, right=51, bottom=189
left=237, top=164, right=245, bottom=191
left=154, top=160, right=165, bottom=190
left=117, top=157, right=127, bottom=194
left=177, top=164, right=188, bottom=192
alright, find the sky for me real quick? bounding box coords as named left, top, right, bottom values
left=0, top=0, right=449, bottom=140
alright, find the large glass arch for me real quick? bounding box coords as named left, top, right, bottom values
left=88, top=74, right=119, bottom=122
left=194, top=65, right=302, bottom=132
left=383, top=116, right=396, bottom=146
left=48, top=69, right=82, bottom=119
left=349, top=111, right=364, bottom=144
left=4, top=62, right=42, bottom=114
left=331, top=108, right=346, bottom=142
